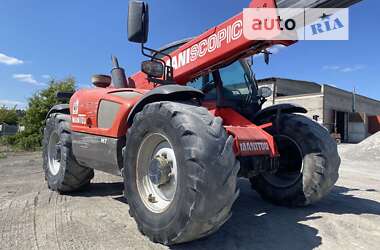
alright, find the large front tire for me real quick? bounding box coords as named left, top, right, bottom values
left=251, top=114, right=340, bottom=206
left=124, top=102, right=239, bottom=245
left=42, top=114, right=94, bottom=193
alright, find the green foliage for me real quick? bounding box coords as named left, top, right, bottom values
left=0, top=106, right=18, bottom=125
left=0, top=152, right=6, bottom=159
left=3, top=77, right=76, bottom=151
left=22, top=77, right=75, bottom=136
left=0, top=136, right=7, bottom=145
left=0, top=133, right=40, bottom=151
left=0, top=135, right=18, bottom=146
left=16, top=133, right=42, bottom=150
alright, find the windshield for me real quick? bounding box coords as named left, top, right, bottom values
left=189, top=60, right=258, bottom=105
left=157, top=42, right=258, bottom=106
left=220, top=60, right=257, bottom=100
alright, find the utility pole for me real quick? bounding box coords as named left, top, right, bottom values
left=352, top=86, right=356, bottom=113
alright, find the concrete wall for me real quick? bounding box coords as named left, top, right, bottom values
left=348, top=122, right=366, bottom=143
left=258, top=78, right=322, bottom=109
left=258, top=78, right=321, bottom=96
left=275, top=78, right=321, bottom=96
left=275, top=93, right=325, bottom=123
left=323, top=85, right=380, bottom=116
left=323, top=84, right=380, bottom=141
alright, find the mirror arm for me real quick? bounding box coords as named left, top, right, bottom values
left=141, top=44, right=174, bottom=81
left=147, top=77, right=175, bottom=86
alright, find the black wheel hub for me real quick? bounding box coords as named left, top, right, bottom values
left=263, top=135, right=303, bottom=188
left=54, top=143, right=62, bottom=163
left=148, top=155, right=172, bottom=186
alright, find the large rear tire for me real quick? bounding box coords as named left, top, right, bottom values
left=124, top=101, right=239, bottom=245
left=250, top=114, right=340, bottom=206
left=42, top=113, right=94, bottom=193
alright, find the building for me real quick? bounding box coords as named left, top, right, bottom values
left=0, top=123, right=19, bottom=137
left=258, top=78, right=380, bottom=143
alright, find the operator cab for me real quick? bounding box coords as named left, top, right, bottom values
left=154, top=39, right=273, bottom=117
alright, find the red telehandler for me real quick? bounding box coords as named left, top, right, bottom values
left=42, top=0, right=360, bottom=245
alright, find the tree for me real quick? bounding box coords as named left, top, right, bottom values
left=16, top=77, right=76, bottom=149
left=0, top=106, right=18, bottom=125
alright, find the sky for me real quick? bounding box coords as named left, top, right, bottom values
left=0, top=0, right=379, bottom=109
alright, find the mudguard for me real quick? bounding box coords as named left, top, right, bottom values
left=45, top=104, right=70, bottom=121
left=252, top=103, right=307, bottom=123
left=127, top=85, right=204, bottom=125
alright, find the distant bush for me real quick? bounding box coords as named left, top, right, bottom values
left=0, top=136, right=6, bottom=145
left=0, top=152, right=6, bottom=159
left=1, top=133, right=41, bottom=151
left=0, top=135, right=18, bottom=146
left=16, top=133, right=42, bottom=151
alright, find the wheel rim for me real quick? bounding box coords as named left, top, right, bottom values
left=263, top=135, right=303, bottom=188
left=136, top=133, right=178, bottom=213
left=47, top=132, right=61, bottom=176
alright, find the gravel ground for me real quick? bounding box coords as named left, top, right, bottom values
left=0, top=146, right=379, bottom=250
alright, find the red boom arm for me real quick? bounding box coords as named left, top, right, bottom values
left=131, top=0, right=295, bottom=88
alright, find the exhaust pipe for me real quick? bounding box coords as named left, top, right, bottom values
left=111, top=55, right=128, bottom=88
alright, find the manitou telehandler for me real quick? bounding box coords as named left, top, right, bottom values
left=42, top=0, right=361, bottom=245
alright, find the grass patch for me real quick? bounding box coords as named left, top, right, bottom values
left=0, top=134, right=42, bottom=151
left=0, top=152, right=6, bottom=159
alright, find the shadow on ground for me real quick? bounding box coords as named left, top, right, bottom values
left=69, top=179, right=380, bottom=250
left=70, top=182, right=124, bottom=197
left=171, top=180, right=380, bottom=250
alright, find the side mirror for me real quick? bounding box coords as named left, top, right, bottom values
left=141, top=60, right=164, bottom=78
left=258, top=86, right=273, bottom=98
left=128, top=0, right=149, bottom=43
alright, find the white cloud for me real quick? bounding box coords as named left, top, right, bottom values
left=13, top=74, right=46, bottom=86
left=323, top=65, right=366, bottom=73
left=340, top=65, right=366, bottom=73
left=0, top=99, right=26, bottom=108
left=268, top=44, right=286, bottom=54
left=323, top=65, right=340, bottom=70
left=0, top=53, right=24, bottom=65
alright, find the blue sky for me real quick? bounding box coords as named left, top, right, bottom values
left=0, top=0, right=378, bottom=109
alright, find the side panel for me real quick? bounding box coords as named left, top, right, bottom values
left=70, top=88, right=146, bottom=137
left=98, top=100, right=121, bottom=128
left=72, top=132, right=125, bottom=176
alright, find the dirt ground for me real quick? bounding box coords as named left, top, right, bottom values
left=0, top=147, right=379, bottom=250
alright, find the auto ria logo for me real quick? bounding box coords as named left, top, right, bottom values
left=243, top=8, right=349, bottom=41
left=310, top=13, right=345, bottom=36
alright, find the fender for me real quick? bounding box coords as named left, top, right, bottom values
left=127, top=85, right=204, bottom=125
left=252, top=103, right=307, bottom=123
left=45, top=104, right=70, bottom=121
